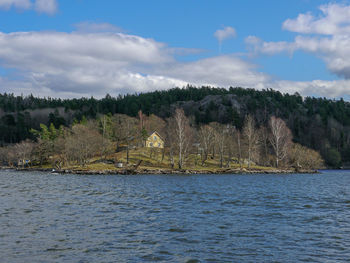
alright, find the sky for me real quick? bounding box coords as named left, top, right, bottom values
left=0, top=0, right=350, bottom=99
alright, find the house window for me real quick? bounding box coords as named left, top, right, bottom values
left=158, top=143, right=161, bottom=147
left=150, top=143, right=153, bottom=147
left=154, top=136, right=157, bottom=140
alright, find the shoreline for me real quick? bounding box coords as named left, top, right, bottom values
left=1, top=166, right=319, bottom=175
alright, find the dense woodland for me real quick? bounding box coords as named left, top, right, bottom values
left=0, top=86, right=349, bottom=167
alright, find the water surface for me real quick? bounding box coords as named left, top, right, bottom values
left=0, top=170, right=349, bottom=262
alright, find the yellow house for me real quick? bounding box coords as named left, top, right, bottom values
left=145, top=131, right=164, bottom=149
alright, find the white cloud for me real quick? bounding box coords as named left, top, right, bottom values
left=0, top=24, right=349, bottom=99
left=0, top=31, right=172, bottom=69
left=245, top=36, right=296, bottom=56
left=0, top=0, right=57, bottom=14
left=214, top=26, right=236, bottom=43
left=0, top=0, right=31, bottom=10
left=245, top=3, right=350, bottom=82
left=34, top=0, right=57, bottom=14
left=283, top=3, right=350, bottom=35
left=0, top=29, right=272, bottom=98
left=160, top=55, right=269, bottom=89
left=292, top=35, right=350, bottom=79
left=271, top=79, right=350, bottom=98
left=0, top=30, right=186, bottom=97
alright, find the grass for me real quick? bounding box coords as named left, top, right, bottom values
left=111, top=147, right=275, bottom=171
left=81, top=162, right=117, bottom=171
left=31, top=147, right=277, bottom=172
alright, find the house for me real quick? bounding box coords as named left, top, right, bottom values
left=145, top=131, right=164, bottom=149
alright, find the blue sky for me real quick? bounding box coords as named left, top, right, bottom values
left=0, top=0, right=349, bottom=99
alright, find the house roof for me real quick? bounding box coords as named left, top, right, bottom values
left=148, top=131, right=164, bottom=141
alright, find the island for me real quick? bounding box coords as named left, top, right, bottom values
left=1, top=87, right=342, bottom=174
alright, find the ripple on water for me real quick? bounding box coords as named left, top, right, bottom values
left=168, top=227, right=187, bottom=233
left=303, top=204, right=313, bottom=208
left=185, top=259, right=200, bottom=263
left=0, top=170, right=349, bottom=262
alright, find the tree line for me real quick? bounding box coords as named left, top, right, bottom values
left=0, top=86, right=348, bottom=167
left=0, top=109, right=324, bottom=170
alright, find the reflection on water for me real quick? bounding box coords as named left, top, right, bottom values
left=0, top=170, right=349, bottom=262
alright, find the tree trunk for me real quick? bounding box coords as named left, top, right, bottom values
left=226, top=147, right=232, bottom=168
left=248, top=147, right=251, bottom=168
left=126, top=145, right=129, bottom=164
left=169, top=150, right=174, bottom=169
left=237, top=132, right=242, bottom=168
left=220, top=152, right=223, bottom=168
left=276, top=143, right=279, bottom=167
left=161, top=148, right=165, bottom=162
left=201, top=151, right=207, bottom=166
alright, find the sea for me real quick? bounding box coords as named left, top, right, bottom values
left=0, top=170, right=349, bottom=262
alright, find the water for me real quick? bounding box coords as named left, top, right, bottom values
left=0, top=170, right=349, bottom=263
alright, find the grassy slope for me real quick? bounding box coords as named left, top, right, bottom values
left=59, top=147, right=275, bottom=172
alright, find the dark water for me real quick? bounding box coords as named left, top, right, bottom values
left=0, top=170, right=349, bottom=263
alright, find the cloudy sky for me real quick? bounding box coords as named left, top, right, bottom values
left=0, top=0, right=350, bottom=99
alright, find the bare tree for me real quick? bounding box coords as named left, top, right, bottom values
left=224, top=124, right=236, bottom=168
left=269, top=116, right=292, bottom=167
left=211, top=122, right=228, bottom=168
left=98, top=114, right=114, bottom=160
left=112, top=114, right=138, bottom=164
left=14, top=140, right=34, bottom=168
left=65, top=124, right=103, bottom=166
left=242, top=115, right=259, bottom=168
left=0, top=147, right=7, bottom=166
left=236, top=128, right=243, bottom=168
left=198, top=124, right=214, bottom=166
left=165, top=118, right=177, bottom=169
left=290, top=143, right=324, bottom=170
left=170, top=108, right=192, bottom=169
left=143, top=114, right=166, bottom=137
left=258, top=126, right=270, bottom=166
left=4, top=145, right=17, bottom=167
left=51, top=135, right=66, bottom=169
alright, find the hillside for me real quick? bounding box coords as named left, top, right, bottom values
left=0, top=86, right=349, bottom=167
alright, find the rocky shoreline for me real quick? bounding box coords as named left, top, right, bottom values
left=1, top=166, right=319, bottom=175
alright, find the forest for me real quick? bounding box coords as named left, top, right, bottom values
left=0, top=109, right=324, bottom=171
left=0, top=85, right=349, bottom=168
